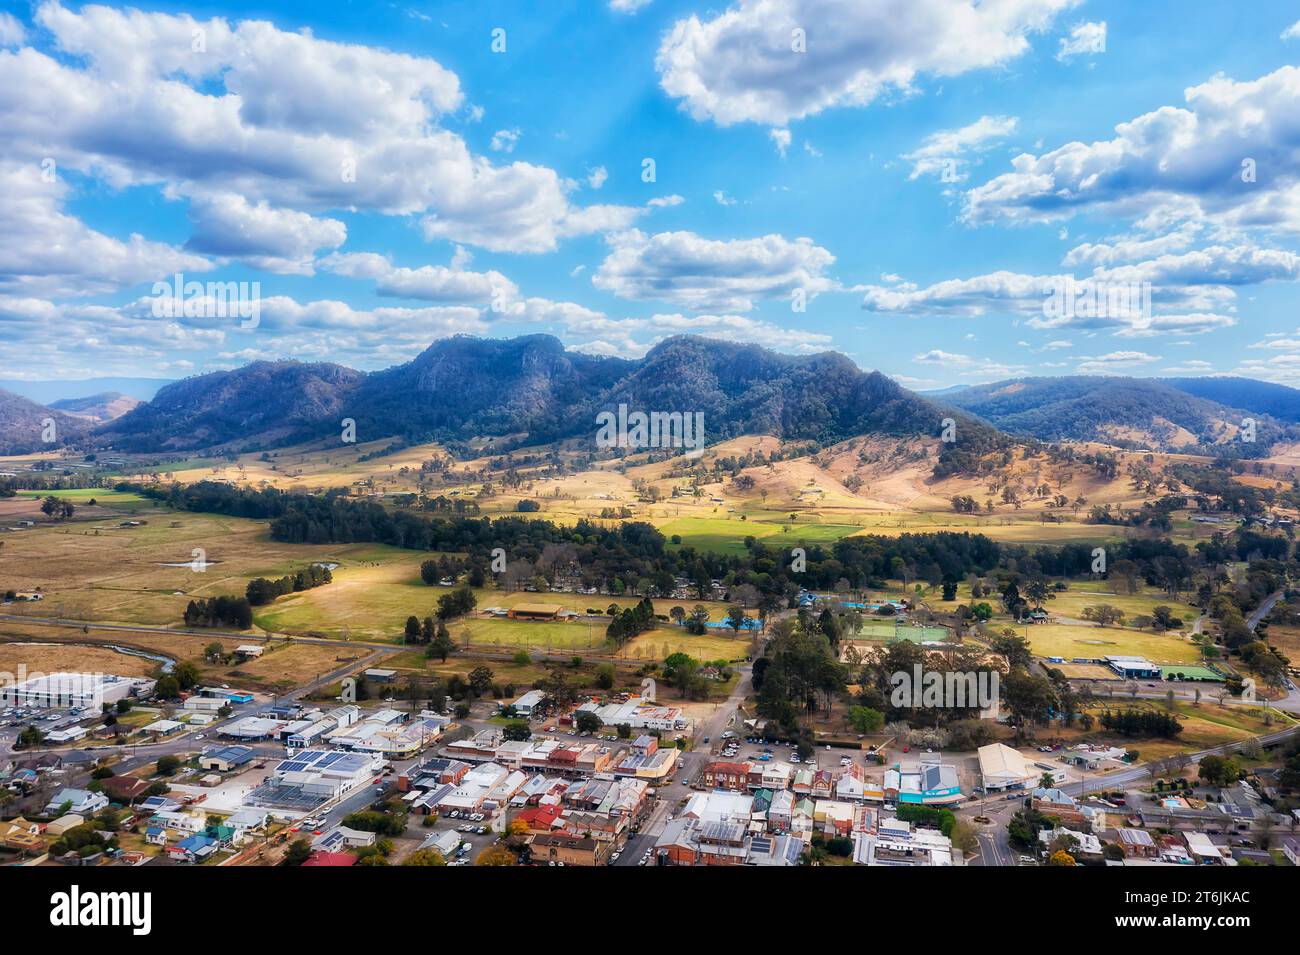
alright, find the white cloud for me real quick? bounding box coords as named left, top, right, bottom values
left=1282, top=21, right=1300, bottom=41
left=609, top=0, right=653, bottom=13
left=713, top=191, right=737, bottom=206
left=1075, top=350, right=1160, bottom=373
left=0, top=12, right=25, bottom=47
left=647, top=194, right=685, bottom=208
left=859, top=263, right=1242, bottom=337
left=769, top=128, right=792, bottom=157
left=964, top=65, right=1300, bottom=233
left=321, top=251, right=517, bottom=305
left=656, top=0, right=1076, bottom=127
left=185, top=193, right=345, bottom=275
left=0, top=161, right=211, bottom=298
left=0, top=2, right=632, bottom=254
left=1057, top=21, right=1105, bottom=60
left=594, top=230, right=836, bottom=311
left=903, top=115, right=1018, bottom=181
left=587, top=166, right=609, bottom=189
left=565, top=312, right=831, bottom=358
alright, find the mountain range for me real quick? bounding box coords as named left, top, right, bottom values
left=5, top=336, right=1300, bottom=459
left=937, top=376, right=1300, bottom=452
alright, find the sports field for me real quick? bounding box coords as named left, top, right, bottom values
left=1018, top=623, right=1204, bottom=664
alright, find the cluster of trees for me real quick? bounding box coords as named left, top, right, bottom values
left=245, top=563, right=332, bottom=606
left=183, top=595, right=253, bottom=629
left=1097, top=708, right=1183, bottom=738
left=402, top=614, right=457, bottom=660
left=606, top=597, right=657, bottom=647
left=436, top=585, right=477, bottom=620
left=39, top=495, right=76, bottom=520
left=420, top=555, right=468, bottom=585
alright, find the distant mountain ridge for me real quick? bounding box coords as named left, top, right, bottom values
left=96, top=334, right=994, bottom=457
left=0, top=388, right=91, bottom=454
left=939, top=375, right=1293, bottom=452
left=1162, top=376, right=1300, bottom=424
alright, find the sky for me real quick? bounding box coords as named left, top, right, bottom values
left=3, top=0, right=1300, bottom=392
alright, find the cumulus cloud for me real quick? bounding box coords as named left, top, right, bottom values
left=656, top=0, right=1075, bottom=127
left=593, top=230, right=836, bottom=311
left=0, top=161, right=210, bottom=298
left=0, top=2, right=633, bottom=254
left=185, top=193, right=345, bottom=274
left=963, top=65, right=1300, bottom=232
left=903, top=115, right=1018, bottom=181
left=609, top=0, right=652, bottom=12
left=859, top=261, right=1241, bottom=338
left=320, top=251, right=518, bottom=305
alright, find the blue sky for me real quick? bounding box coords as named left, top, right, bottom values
left=3, top=0, right=1300, bottom=391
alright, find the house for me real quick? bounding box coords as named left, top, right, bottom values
left=233, top=645, right=264, bottom=659
left=3, top=817, right=44, bottom=851
left=144, top=826, right=168, bottom=846
left=167, top=834, right=219, bottom=863
left=1283, top=836, right=1300, bottom=867
left=1183, top=831, right=1233, bottom=866
left=227, top=808, right=269, bottom=833
left=1029, top=788, right=1090, bottom=826
left=313, top=825, right=376, bottom=852
left=44, top=788, right=108, bottom=816
left=152, top=810, right=204, bottom=834
left=1116, top=827, right=1158, bottom=859
left=303, top=850, right=357, bottom=867
left=99, top=775, right=152, bottom=803
left=418, top=829, right=461, bottom=860
left=1039, top=826, right=1102, bottom=860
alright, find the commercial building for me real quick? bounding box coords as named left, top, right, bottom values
left=884, top=759, right=963, bottom=806
left=246, top=749, right=382, bottom=810
left=512, top=689, right=547, bottom=717
left=1, top=673, right=153, bottom=709
left=1105, top=656, right=1161, bottom=679
left=575, top=696, right=689, bottom=732
left=977, top=743, right=1038, bottom=791
left=852, top=817, right=953, bottom=866
left=508, top=603, right=563, bottom=621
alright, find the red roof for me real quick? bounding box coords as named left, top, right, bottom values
left=516, top=804, right=564, bottom=830
left=302, top=851, right=357, bottom=867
